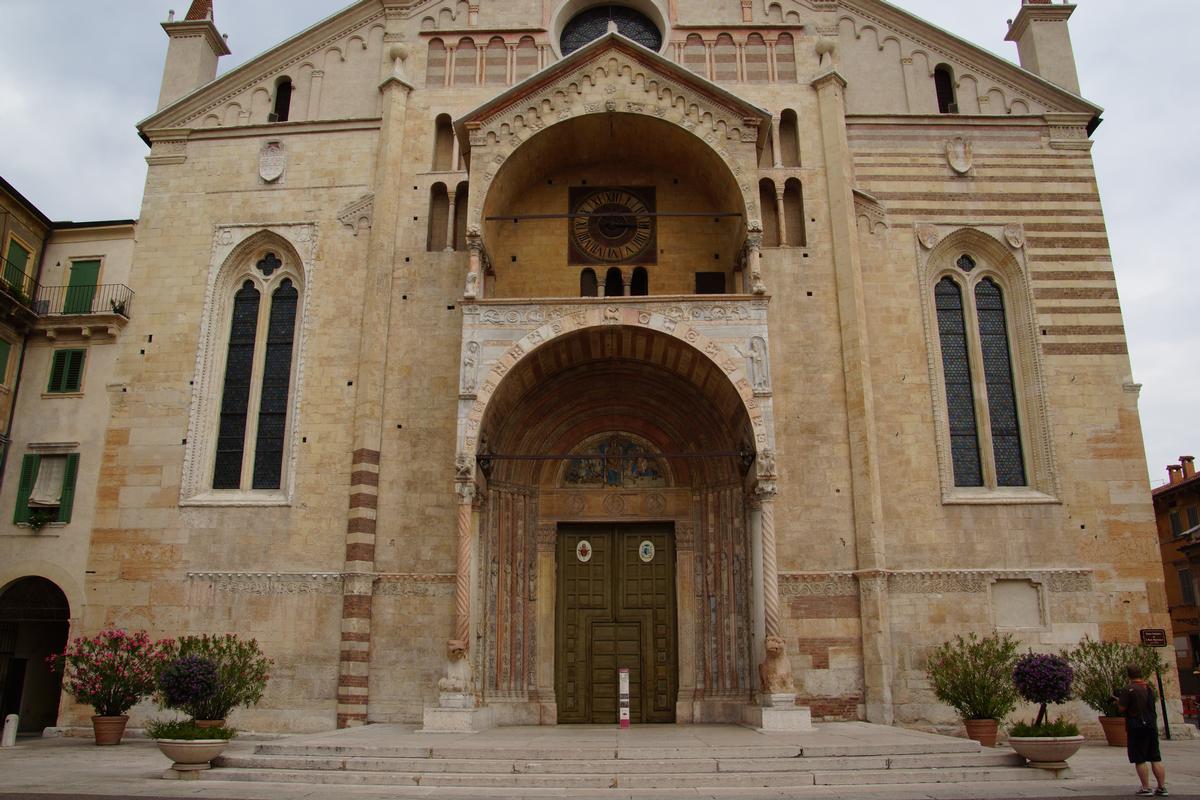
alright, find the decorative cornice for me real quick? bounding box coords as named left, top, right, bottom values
left=188, top=571, right=456, bottom=596
left=775, top=569, right=1093, bottom=596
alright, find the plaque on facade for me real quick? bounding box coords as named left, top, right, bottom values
left=576, top=539, right=593, bottom=563
left=259, top=140, right=286, bottom=183
left=568, top=186, right=657, bottom=265
left=639, top=540, right=655, bottom=562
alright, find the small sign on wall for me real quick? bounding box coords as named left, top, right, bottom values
left=1139, top=628, right=1169, bottom=648
left=576, top=540, right=593, bottom=563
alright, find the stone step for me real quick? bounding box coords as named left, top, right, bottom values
left=217, top=749, right=1021, bottom=776
left=205, top=763, right=1052, bottom=790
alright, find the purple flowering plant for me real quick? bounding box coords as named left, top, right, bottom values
left=1013, top=652, right=1073, bottom=728
left=159, top=655, right=220, bottom=718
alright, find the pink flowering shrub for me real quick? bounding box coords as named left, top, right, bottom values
left=47, top=629, right=174, bottom=717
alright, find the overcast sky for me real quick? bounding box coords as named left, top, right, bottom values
left=0, top=1, right=1195, bottom=487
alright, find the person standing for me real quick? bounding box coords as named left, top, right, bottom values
left=1116, top=664, right=1168, bottom=796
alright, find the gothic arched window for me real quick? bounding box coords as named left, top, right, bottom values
left=931, top=251, right=1035, bottom=491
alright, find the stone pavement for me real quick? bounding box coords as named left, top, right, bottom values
left=0, top=725, right=1197, bottom=800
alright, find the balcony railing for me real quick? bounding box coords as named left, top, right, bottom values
left=1, top=256, right=41, bottom=310
left=35, top=284, right=134, bottom=318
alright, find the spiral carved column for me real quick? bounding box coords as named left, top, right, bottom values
left=454, top=482, right=475, bottom=645
left=758, top=484, right=781, bottom=639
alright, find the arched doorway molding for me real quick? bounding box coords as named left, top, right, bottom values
left=0, top=575, right=72, bottom=733
left=453, top=316, right=780, bottom=724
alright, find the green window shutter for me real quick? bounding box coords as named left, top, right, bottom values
left=64, top=260, right=101, bottom=314
left=13, top=454, right=38, bottom=524
left=4, top=239, right=31, bottom=288
left=65, top=350, right=85, bottom=392
left=0, top=339, right=10, bottom=385
left=47, top=349, right=85, bottom=393
left=57, top=454, right=80, bottom=524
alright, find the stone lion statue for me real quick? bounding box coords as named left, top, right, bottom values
left=437, top=639, right=474, bottom=694
left=758, top=635, right=795, bottom=694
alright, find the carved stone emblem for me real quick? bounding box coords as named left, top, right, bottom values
left=602, top=494, right=626, bottom=515
left=575, top=539, right=593, bottom=563
left=946, top=137, right=972, bottom=175
left=259, top=140, right=286, bottom=183
left=1004, top=223, right=1026, bottom=249
left=916, top=224, right=940, bottom=250
left=638, top=540, right=656, bottom=563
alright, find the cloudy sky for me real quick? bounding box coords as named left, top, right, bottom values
left=1, top=1, right=1195, bottom=486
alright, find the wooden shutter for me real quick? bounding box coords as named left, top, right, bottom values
left=0, top=339, right=10, bottom=385
left=64, top=350, right=85, bottom=392
left=57, top=454, right=80, bottom=524
left=48, top=350, right=68, bottom=392
left=13, top=454, right=38, bottom=524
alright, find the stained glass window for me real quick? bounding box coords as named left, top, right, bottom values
left=561, top=6, right=662, bottom=55
left=935, top=277, right=982, bottom=487
left=252, top=279, right=298, bottom=490
left=975, top=279, right=1026, bottom=486
left=214, top=281, right=260, bottom=489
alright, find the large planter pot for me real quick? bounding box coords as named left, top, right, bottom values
left=155, top=739, right=231, bottom=780
left=1099, top=715, right=1127, bottom=747
left=963, top=718, right=999, bottom=747
left=1009, top=735, right=1086, bottom=768
left=91, top=715, right=129, bottom=746
left=193, top=719, right=227, bottom=729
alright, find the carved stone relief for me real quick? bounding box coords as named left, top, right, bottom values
left=259, top=140, right=286, bottom=183
left=945, top=137, right=972, bottom=175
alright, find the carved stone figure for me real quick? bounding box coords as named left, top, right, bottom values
left=259, top=141, right=285, bottom=183
left=749, top=336, right=770, bottom=392
left=759, top=635, right=796, bottom=694
left=464, top=269, right=479, bottom=299
left=461, top=341, right=479, bottom=394
left=757, top=448, right=777, bottom=479
left=916, top=224, right=940, bottom=250
left=437, top=639, right=474, bottom=694
left=1004, top=223, right=1025, bottom=249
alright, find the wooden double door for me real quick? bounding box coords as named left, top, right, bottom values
left=555, top=524, right=677, bottom=724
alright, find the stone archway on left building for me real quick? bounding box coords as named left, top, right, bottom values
left=0, top=576, right=70, bottom=733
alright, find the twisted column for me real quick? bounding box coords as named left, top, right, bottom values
left=454, top=482, right=475, bottom=645
left=758, top=483, right=781, bottom=638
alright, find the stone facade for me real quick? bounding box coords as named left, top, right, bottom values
left=5, top=0, right=1181, bottom=735
left=1153, top=457, right=1200, bottom=700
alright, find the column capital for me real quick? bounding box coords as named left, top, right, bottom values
left=810, top=69, right=847, bottom=92
left=754, top=481, right=778, bottom=502
left=675, top=521, right=695, bottom=552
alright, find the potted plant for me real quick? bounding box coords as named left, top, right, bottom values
left=158, top=655, right=220, bottom=721
left=1008, top=652, right=1085, bottom=767
left=146, top=718, right=236, bottom=779
left=166, top=634, right=272, bottom=725
left=47, top=629, right=173, bottom=745
left=1064, top=636, right=1163, bottom=747
left=926, top=632, right=1020, bottom=746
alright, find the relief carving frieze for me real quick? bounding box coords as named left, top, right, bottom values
left=188, top=572, right=344, bottom=595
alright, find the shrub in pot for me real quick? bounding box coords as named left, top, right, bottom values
left=158, top=655, right=220, bottom=720
left=1008, top=652, right=1084, bottom=766
left=1064, top=637, right=1162, bottom=747
left=926, top=632, right=1020, bottom=746
left=146, top=718, right=236, bottom=778
left=163, top=634, right=272, bottom=724
left=46, top=629, right=173, bottom=745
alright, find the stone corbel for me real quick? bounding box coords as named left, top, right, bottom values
left=465, top=230, right=483, bottom=299
left=745, top=227, right=766, bottom=295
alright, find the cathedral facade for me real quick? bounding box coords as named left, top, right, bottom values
left=7, top=0, right=1177, bottom=733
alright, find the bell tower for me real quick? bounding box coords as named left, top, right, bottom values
left=156, top=0, right=231, bottom=111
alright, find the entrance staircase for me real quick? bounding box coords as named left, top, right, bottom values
left=207, top=722, right=1064, bottom=792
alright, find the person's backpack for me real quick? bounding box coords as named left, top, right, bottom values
left=1127, top=684, right=1157, bottom=731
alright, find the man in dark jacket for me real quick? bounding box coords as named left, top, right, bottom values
left=1117, top=664, right=1168, bottom=796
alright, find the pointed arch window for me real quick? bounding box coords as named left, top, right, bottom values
left=933, top=258, right=1030, bottom=490
left=204, top=248, right=304, bottom=497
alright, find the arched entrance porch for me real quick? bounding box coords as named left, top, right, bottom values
left=0, top=577, right=70, bottom=733
left=457, top=320, right=779, bottom=724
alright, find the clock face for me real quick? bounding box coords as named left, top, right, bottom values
left=568, top=186, right=657, bottom=265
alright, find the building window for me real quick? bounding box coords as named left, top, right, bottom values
left=934, top=64, right=958, bottom=114
left=270, top=77, right=293, bottom=123
left=928, top=245, right=1040, bottom=493
left=1181, top=568, right=1197, bottom=606
left=603, top=267, right=624, bottom=297
left=783, top=178, right=806, bottom=247
left=433, top=114, right=455, bottom=171
left=1170, top=510, right=1183, bottom=537
left=779, top=109, right=801, bottom=167
left=1188, top=506, right=1199, bottom=531
left=560, top=5, right=662, bottom=56
left=13, top=454, right=79, bottom=525
left=0, top=338, right=11, bottom=386
left=630, top=267, right=648, bottom=296
left=47, top=349, right=86, bottom=394
left=3, top=235, right=35, bottom=295
left=210, top=254, right=302, bottom=493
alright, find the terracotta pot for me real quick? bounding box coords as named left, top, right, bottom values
left=193, top=719, right=226, bottom=729
left=155, top=738, right=230, bottom=775
left=1099, top=715, right=1127, bottom=747
left=91, top=715, right=129, bottom=746
left=963, top=718, right=999, bottom=747
left=1008, top=734, right=1085, bottom=765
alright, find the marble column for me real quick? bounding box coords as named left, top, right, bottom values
left=534, top=523, right=557, bottom=722
left=674, top=521, right=697, bottom=723
left=445, top=188, right=458, bottom=253
left=774, top=188, right=788, bottom=247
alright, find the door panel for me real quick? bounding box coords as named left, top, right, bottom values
left=556, top=524, right=676, bottom=723
left=64, top=260, right=100, bottom=314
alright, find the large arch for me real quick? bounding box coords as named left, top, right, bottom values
left=0, top=576, right=70, bottom=733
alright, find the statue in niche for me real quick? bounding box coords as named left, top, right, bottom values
left=749, top=336, right=770, bottom=392
left=461, top=341, right=479, bottom=394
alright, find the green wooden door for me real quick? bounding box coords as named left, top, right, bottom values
left=556, top=524, right=676, bottom=724
left=3, top=239, right=31, bottom=291
left=63, top=260, right=100, bottom=314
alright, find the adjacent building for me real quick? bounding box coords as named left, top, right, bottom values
left=1154, top=456, right=1200, bottom=705
left=0, top=0, right=1184, bottom=735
